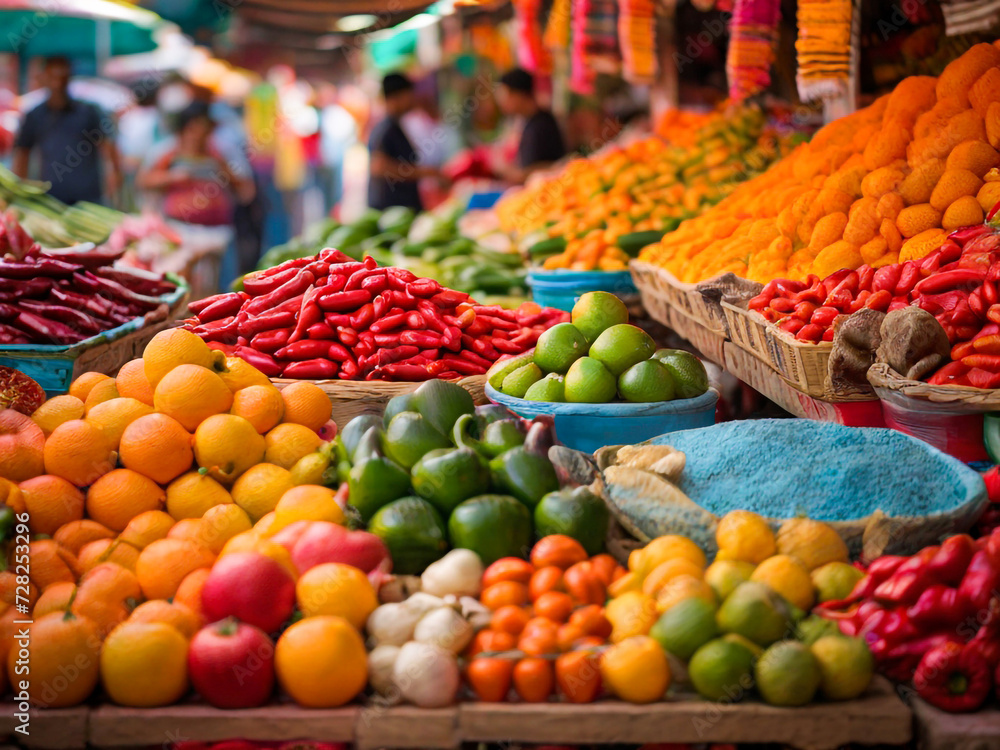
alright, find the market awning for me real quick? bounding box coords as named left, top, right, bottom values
left=0, top=0, right=166, bottom=59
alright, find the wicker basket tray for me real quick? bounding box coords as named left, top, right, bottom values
left=668, top=308, right=727, bottom=366
left=0, top=277, right=189, bottom=394
left=630, top=260, right=727, bottom=333
left=867, top=362, right=1000, bottom=408
left=271, top=375, right=488, bottom=427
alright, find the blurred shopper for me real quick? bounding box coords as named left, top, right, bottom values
left=496, top=67, right=566, bottom=183
left=13, top=57, right=122, bottom=205
left=318, top=83, right=357, bottom=217
left=367, top=73, right=444, bottom=212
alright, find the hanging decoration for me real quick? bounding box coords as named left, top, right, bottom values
left=725, top=0, right=781, bottom=101
left=795, top=0, right=855, bottom=101
left=512, top=0, right=552, bottom=74
left=571, top=0, right=621, bottom=94
left=544, top=0, right=572, bottom=51
left=619, top=0, right=658, bottom=84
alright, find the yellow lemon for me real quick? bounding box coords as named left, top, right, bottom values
left=715, top=510, right=776, bottom=564
left=605, top=591, right=658, bottom=642
left=31, top=395, right=85, bottom=436
left=600, top=636, right=671, bottom=703
left=654, top=574, right=716, bottom=614
left=641, top=558, right=705, bottom=596
left=165, top=472, right=233, bottom=520
left=218, top=356, right=271, bottom=392
left=273, top=485, right=344, bottom=532
left=289, top=452, right=331, bottom=486
left=296, top=562, right=378, bottom=628
left=193, top=414, right=266, bottom=485
left=231, top=463, right=295, bottom=522
left=776, top=519, right=849, bottom=570
left=751, top=554, right=815, bottom=610
left=197, top=503, right=253, bottom=553
left=629, top=535, right=706, bottom=577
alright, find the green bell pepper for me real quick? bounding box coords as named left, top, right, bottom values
left=489, top=446, right=560, bottom=509
left=348, top=457, right=412, bottom=522
left=411, top=447, right=491, bottom=516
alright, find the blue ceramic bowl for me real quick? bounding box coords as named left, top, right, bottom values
left=527, top=269, right=638, bottom=312
left=485, top=383, right=719, bottom=454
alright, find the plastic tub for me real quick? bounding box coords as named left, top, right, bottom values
left=527, top=269, right=638, bottom=312
left=486, top=383, right=719, bottom=454
left=466, top=191, right=504, bottom=210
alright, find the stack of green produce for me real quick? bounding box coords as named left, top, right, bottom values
left=251, top=205, right=528, bottom=306
left=333, top=380, right=609, bottom=572
left=488, top=292, right=710, bottom=404
left=0, top=164, right=123, bottom=246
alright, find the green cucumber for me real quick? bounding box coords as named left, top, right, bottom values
left=527, top=236, right=567, bottom=259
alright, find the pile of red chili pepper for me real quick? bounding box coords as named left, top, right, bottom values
left=816, top=521, right=1000, bottom=712
left=0, top=213, right=177, bottom=346
left=748, top=203, right=1000, bottom=388
left=185, top=249, right=568, bottom=381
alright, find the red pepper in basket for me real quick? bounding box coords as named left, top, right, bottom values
left=306, top=322, right=336, bottom=340
left=381, top=362, right=432, bottom=381
left=957, top=548, right=1000, bottom=612
left=906, top=584, right=971, bottom=628
left=194, top=292, right=246, bottom=323
left=961, top=354, right=1000, bottom=371
left=874, top=547, right=940, bottom=606
left=965, top=368, right=1000, bottom=388
left=400, top=330, right=442, bottom=349
left=275, top=340, right=332, bottom=361
left=778, top=317, right=805, bottom=335
left=376, top=345, right=421, bottom=366
left=327, top=342, right=353, bottom=362
left=317, top=289, right=371, bottom=313
left=245, top=270, right=315, bottom=316
left=250, top=329, right=291, bottom=354
left=288, top=287, right=323, bottom=345
left=238, top=310, right=295, bottom=338
left=233, top=346, right=282, bottom=377
left=431, top=290, right=469, bottom=308
left=927, top=535, right=978, bottom=585
left=795, top=323, right=824, bottom=342
left=873, top=265, right=902, bottom=294
left=895, top=263, right=921, bottom=296
left=928, top=361, right=971, bottom=385
left=879, top=633, right=959, bottom=684
left=242, top=266, right=297, bottom=296
left=915, top=269, right=989, bottom=295
left=857, top=265, right=875, bottom=291
left=914, top=640, right=993, bottom=713
left=282, top=359, right=339, bottom=379
left=386, top=267, right=417, bottom=290
left=191, top=316, right=239, bottom=343
left=350, top=303, right=375, bottom=332
left=822, top=556, right=908, bottom=611
left=369, top=313, right=407, bottom=334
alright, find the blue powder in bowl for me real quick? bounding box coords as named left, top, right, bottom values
left=649, top=419, right=985, bottom=521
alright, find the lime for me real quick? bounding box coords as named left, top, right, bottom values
left=501, top=363, right=543, bottom=398
left=795, top=615, right=842, bottom=646
left=618, top=360, right=676, bottom=403
left=487, top=351, right=535, bottom=390
left=755, top=641, right=821, bottom=706
left=651, top=349, right=709, bottom=399
left=716, top=581, right=792, bottom=647
left=688, top=638, right=756, bottom=702
left=572, top=291, right=629, bottom=344
left=649, top=597, right=719, bottom=661
left=723, top=633, right=763, bottom=658
left=704, top=560, right=756, bottom=602
left=810, top=635, right=874, bottom=701
left=564, top=357, right=617, bottom=403
left=811, top=562, right=865, bottom=605
left=589, top=324, right=656, bottom=377
left=534, top=323, right=589, bottom=374
left=524, top=373, right=566, bottom=402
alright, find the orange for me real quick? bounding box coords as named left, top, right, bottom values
left=641, top=558, right=706, bottom=597
left=100, top=621, right=189, bottom=706
left=481, top=581, right=530, bottom=610
left=263, top=423, right=323, bottom=470
left=0, top=570, right=35, bottom=610
left=196, top=503, right=252, bottom=553
left=7, top=611, right=100, bottom=707
left=18, top=475, right=84, bottom=535
left=30, top=395, right=85, bottom=436
left=165, top=471, right=232, bottom=520
left=119, top=413, right=193, bottom=484
left=73, top=562, right=143, bottom=636
left=491, top=605, right=531, bottom=636
left=26, top=540, right=77, bottom=590
left=115, top=358, right=155, bottom=406
left=76, top=538, right=140, bottom=574
left=272, top=485, right=344, bottom=532
left=533, top=591, right=575, bottom=623
left=0, top=409, right=45, bottom=483
left=53, top=519, right=116, bottom=555
left=85, top=397, right=154, bottom=450
left=43, top=419, right=115, bottom=487
left=231, top=463, right=294, bottom=522
left=86, top=469, right=166, bottom=532
left=119, top=510, right=175, bottom=549
left=279, top=381, right=332, bottom=432
left=231, top=385, right=285, bottom=434
left=142, top=328, right=221, bottom=389
left=219, top=535, right=297, bottom=578
left=128, top=600, right=202, bottom=638
left=254, top=512, right=279, bottom=537
left=136, top=539, right=215, bottom=600
left=173, top=567, right=210, bottom=615
left=296, top=562, right=378, bottom=627
left=154, top=364, right=233, bottom=431
left=83, top=379, right=120, bottom=414
left=33, top=581, right=76, bottom=617
left=193, top=414, right=266, bottom=484
left=167, top=518, right=208, bottom=546
left=275, top=616, right=367, bottom=707
left=600, top=635, right=671, bottom=703
left=69, top=372, right=113, bottom=402
left=0, top=478, right=24, bottom=513
left=217, top=356, right=271, bottom=392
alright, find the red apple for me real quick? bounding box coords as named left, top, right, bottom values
left=201, top=552, right=295, bottom=634
left=188, top=618, right=275, bottom=709
left=317, top=420, right=338, bottom=442
left=291, top=521, right=390, bottom=576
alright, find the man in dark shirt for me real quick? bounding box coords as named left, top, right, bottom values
left=368, top=73, right=441, bottom=211
left=497, top=68, right=567, bottom=183
left=13, top=57, right=122, bottom=206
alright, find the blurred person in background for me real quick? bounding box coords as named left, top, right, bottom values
left=13, top=56, right=122, bottom=205
left=317, top=83, right=357, bottom=218
left=402, top=84, right=463, bottom=210
left=368, top=72, right=445, bottom=212
left=495, top=67, right=565, bottom=184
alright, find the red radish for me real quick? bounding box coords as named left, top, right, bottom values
left=201, top=552, right=295, bottom=634
left=291, top=521, right=391, bottom=577
left=188, top=618, right=275, bottom=709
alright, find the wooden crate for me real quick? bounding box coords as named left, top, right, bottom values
left=630, top=260, right=727, bottom=333
left=911, top=697, right=1000, bottom=750
left=0, top=705, right=87, bottom=750
left=271, top=375, right=487, bottom=427
left=669, top=307, right=727, bottom=367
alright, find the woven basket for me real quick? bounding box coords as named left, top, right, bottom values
left=867, top=362, right=1000, bottom=408
left=668, top=308, right=727, bottom=365
left=630, top=260, right=727, bottom=333
left=271, top=375, right=488, bottom=426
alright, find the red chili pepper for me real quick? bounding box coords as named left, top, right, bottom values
left=927, top=535, right=978, bottom=585
left=493, top=337, right=522, bottom=354
left=350, top=303, right=375, bottom=331
left=338, top=358, right=359, bottom=379
left=873, top=265, right=903, bottom=294
left=324, top=313, right=351, bottom=328
left=894, top=263, right=921, bottom=296
left=369, top=312, right=407, bottom=334
left=874, top=547, right=940, bottom=606
left=337, top=327, right=359, bottom=347
left=399, top=330, right=443, bottom=348
left=965, top=367, right=1000, bottom=388
left=915, top=269, right=989, bottom=295
left=810, top=306, right=840, bottom=328
left=327, top=342, right=353, bottom=362
left=244, top=270, right=315, bottom=316
left=928, top=360, right=971, bottom=385
left=826, top=287, right=855, bottom=311
left=458, top=348, right=493, bottom=369
left=864, top=289, right=892, bottom=312
left=431, top=290, right=469, bottom=308
left=478, top=315, right=518, bottom=332
left=958, top=548, right=1000, bottom=612
left=250, top=329, right=291, bottom=354
left=437, top=355, right=486, bottom=376
left=355, top=332, right=375, bottom=357
left=317, top=289, right=372, bottom=313
left=914, top=640, right=993, bottom=713
left=386, top=267, right=417, bottom=290
left=821, top=327, right=836, bottom=342
left=966, top=599, right=1000, bottom=668
left=275, top=340, right=332, bottom=361
left=857, top=265, right=875, bottom=291
left=961, top=354, right=1000, bottom=370
left=820, top=270, right=851, bottom=296
left=795, top=323, right=824, bottom=342
left=305, top=322, right=336, bottom=340
left=287, top=287, right=323, bottom=345
left=238, top=310, right=295, bottom=338
left=417, top=300, right=448, bottom=333
left=906, top=584, right=972, bottom=628
left=984, top=281, right=1000, bottom=307
left=282, top=358, right=339, bottom=379
left=879, top=633, right=959, bottom=684
left=849, top=290, right=872, bottom=313
left=952, top=224, right=994, bottom=244
left=375, top=345, right=421, bottom=367
left=12, top=311, right=87, bottom=344
left=778, top=317, right=805, bottom=335
left=258, top=256, right=314, bottom=277
left=360, top=273, right=388, bottom=296
left=318, top=247, right=354, bottom=264
left=969, top=289, right=987, bottom=319
left=194, top=292, right=246, bottom=323
left=191, top=315, right=239, bottom=343
left=344, top=266, right=384, bottom=292
left=921, top=252, right=942, bottom=276
left=769, top=297, right=795, bottom=314
left=939, top=240, right=963, bottom=264
left=233, top=346, right=282, bottom=377
left=748, top=293, right=771, bottom=311
left=381, top=362, right=432, bottom=381
left=951, top=299, right=980, bottom=327
left=974, top=335, right=1000, bottom=355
